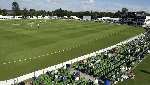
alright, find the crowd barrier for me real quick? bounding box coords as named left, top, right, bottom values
left=0, top=34, right=144, bottom=85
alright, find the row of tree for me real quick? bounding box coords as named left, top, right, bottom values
left=0, top=2, right=150, bottom=19
left=0, top=8, right=126, bottom=18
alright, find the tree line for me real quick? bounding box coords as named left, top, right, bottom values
left=0, top=2, right=150, bottom=19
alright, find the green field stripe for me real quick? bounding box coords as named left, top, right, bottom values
left=0, top=20, right=144, bottom=80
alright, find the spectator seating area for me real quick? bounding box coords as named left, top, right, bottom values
left=73, top=32, right=150, bottom=84
left=32, top=67, right=94, bottom=85
left=21, top=32, right=150, bottom=85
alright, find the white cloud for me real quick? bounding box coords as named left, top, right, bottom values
left=81, top=0, right=95, bottom=4
left=80, top=0, right=96, bottom=11
left=46, top=0, right=65, bottom=4
left=89, top=0, right=95, bottom=3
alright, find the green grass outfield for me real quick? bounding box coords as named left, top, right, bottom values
left=0, top=20, right=144, bottom=80
left=118, top=54, right=150, bottom=85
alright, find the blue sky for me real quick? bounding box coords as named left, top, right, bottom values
left=0, top=0, right=150, bottom=12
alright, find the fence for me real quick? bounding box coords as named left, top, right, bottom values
left=0, top=34, right=144, bottom=85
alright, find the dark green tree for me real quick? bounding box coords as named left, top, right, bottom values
left=40, top=10, right=46, bottom=18
left=53, top=8, right=66, bottom=17
left=22, top=8, right=28, bottom=19
left=0, top=8, right=2, bottom=15
left=122, top=8, right=128, bottom=14
left=47, top=11, right=52, bottom=16
left=121, top=8, right=128, bottom=17
left=12, top=1, right=20, bottom=16
left=29, top=9, right=36, bottom=18
left=1, top=9, right=7, bottom=16
left=113, top=11, right=122, bottom=18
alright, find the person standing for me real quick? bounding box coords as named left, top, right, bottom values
left=37, top=23, right=40, bottom=29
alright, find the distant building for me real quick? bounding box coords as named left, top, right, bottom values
left=83, top=16, right=91, bottom=21
left=6, top=10, right=14, bottom=15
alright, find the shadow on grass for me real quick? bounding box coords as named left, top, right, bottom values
left=140, top=70, right=150, bottom=75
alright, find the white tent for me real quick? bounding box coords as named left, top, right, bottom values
left=143, top=16, right=150, bottom=27
left=14, top=16, right=22, bottom=19
left=83, top=16, right=91, bottom=21
left=98, top=17, right=119, bottom=21
left=0, top=15, right=13, bottom=20
left=50, top=16, right=58, bottom=19
left=70, top=16, right=80, bottom=20
left=64, top=16, right=68, bottom=19
left=30, top=16, right=38, bottom=19
left=43, top=16, right=50, bottom=19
